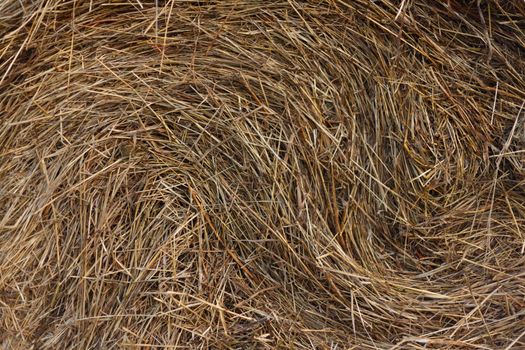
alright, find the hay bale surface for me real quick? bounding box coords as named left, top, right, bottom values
left=1, top=1, right=525, bottom=349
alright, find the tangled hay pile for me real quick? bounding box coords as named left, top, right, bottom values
left=1, top=1, right=525, bottom=349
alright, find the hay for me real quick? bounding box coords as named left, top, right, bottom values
left=1, top=0, right=525, bottom=349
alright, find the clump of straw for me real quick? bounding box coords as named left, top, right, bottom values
left=1, top=1, right=525, bottom=349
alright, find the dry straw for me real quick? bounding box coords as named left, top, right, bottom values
left=1, top=0, right=525, bottom=349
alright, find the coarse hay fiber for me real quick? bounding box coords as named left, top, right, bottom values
left=1, top=1, right=525, bottom=349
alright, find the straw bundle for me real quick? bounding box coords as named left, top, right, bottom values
left=1, top=1, right=525, bottom=349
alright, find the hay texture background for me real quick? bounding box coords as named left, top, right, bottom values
left=1, top=1, right=525, bottom=349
